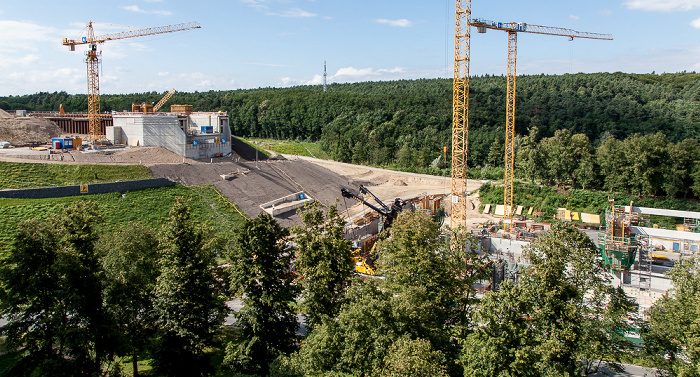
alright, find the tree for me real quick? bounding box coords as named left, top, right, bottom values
left=101, top=224, right=160, bottom=377
left=0, top=201, right=116, bottom=377
left=226, top=212, right=299, bottom=376
left=292, top=201, right=354, bottom=330
left=277, top=279, right=400, bottom=376
left=461, top=222, right=636, bottom=376
left=665, top=138, right=699, bottom=198
left=151, top=198, right=226, bottom=377
left=597, top=136, right=628, bottom=193
left=379, top=336, right=449, bottom=377
left=643, top=256, right=700, bottom=376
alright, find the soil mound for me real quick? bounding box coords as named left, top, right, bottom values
left=0, top=115, right=63, bottom=146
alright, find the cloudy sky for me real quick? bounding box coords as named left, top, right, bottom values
left=0, top=0, right=699, bottom=95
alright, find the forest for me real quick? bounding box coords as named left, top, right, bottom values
left=1, top=199, right=697, bottom=377
left=1, top=72, right=698, bottom=173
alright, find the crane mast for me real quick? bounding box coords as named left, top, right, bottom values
left=450, top=0, right=471, bottom=228
left=472, top=19, right=612, bottom=232
left=63, top=21, right=201, bottom=142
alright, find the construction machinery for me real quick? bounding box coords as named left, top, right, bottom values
left=62, top=22, right=200, bottom=142
left=471, top=19, right=612, bottom=232
left=341, top=186, right=407, bottom=275
left=341, top=187, right=405, bottom=231
left=132, top=88, right=177, bottom=113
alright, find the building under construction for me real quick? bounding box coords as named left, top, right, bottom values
left=599, top=201, right=700, bottom=297
left=107, top=105, right=232, bottom=159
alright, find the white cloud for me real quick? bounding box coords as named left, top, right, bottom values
left=122, top=5, right=172, bottom=15
left=569, top=15, right=580, bottom=21
left=241, top=0, right=270, bottom=10
left=267, top=7, right=316, bottom=18
left=375, top=18, right=413, bottom=27
left=692, top=17, right=700, bottom=28
left=598, top=9, right=613, bottom=16
left=157, top=71, right=170, bottom=76
left=622, top=0, right=700, bottom=12
left=123, top=5, right=146, bottom=13
left=0, top=54, right=40, bottom=69
left=0, top=21, right=56, bottom=51
left=335, top=67, right=376, bottom=77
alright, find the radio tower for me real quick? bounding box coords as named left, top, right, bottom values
left=323, top=61, right=327, bottom=92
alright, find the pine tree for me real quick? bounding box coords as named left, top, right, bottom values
left=151, top=198, right=226, bottom=377
left=292, top=201, right=353, bottom=329
left=226, top=212, right=299, bottom=376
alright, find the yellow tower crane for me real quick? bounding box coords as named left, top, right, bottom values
left=62, top=22, right=201, bottom=142
left=450, top=0, right=471, bottom=228
left=471, top=19, right=612, bottom=232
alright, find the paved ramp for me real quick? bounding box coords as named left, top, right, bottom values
left=150, top=159, right=362, bottom=227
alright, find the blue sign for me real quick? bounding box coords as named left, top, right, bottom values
left=82, top=37, right=86, bottom=43
left=221, top=138, right=226, bottom=144
left=193, top=140, right=198, bottom=146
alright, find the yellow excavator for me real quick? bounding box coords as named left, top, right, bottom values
left=342, top=185, right=406, bottom=275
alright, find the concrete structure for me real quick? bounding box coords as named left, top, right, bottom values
left=108, top=111, right=231, bottom=159
left=260, top=191, right=314, bottom=217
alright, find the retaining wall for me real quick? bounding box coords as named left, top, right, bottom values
left=0, top=178, right=176, bottom=199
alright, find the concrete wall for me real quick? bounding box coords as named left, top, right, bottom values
left=0, top=178, right=175, bottom=199
left=260, top=191, right=314, bottom=216
left=110, top=113, right=232, bottom=159
left=143, top=116, right=186, bottom=156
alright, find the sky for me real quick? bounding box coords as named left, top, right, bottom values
left=1, top=0, right=699, bottom=96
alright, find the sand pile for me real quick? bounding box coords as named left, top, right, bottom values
left=0, top=114, right=63, bottom=145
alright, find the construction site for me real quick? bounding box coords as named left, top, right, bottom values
left=0, top=1, right=696, bottom=325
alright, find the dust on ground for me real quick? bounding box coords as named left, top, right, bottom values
left=0, top=112, right=63, bottom=146
left=297, top=156, right=499, bottom=228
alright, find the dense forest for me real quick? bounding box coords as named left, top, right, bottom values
left=2, top=72, right=698, bottom=170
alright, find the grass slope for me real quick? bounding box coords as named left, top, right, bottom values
left=0, top=184, right=247, bottom=249
left=0, top=161, right=152, bottom=189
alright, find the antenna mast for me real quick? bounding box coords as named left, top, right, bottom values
left=323, top=61, right=327, bottom=92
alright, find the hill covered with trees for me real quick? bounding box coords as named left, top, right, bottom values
left=2, top=72, right=697, bottom=170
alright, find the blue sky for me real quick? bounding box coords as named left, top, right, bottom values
left=1, top=0, right=699, bottom=96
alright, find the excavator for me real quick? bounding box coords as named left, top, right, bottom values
left=341, top=185, right=407, bottom=275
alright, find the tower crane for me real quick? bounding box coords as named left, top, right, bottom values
left=450, top=0, right=471, bottom=228
left=471, top=19, right=612, bottom=232
left=62, top=21, right=200, bottom=142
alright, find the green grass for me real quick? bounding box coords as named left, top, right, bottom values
left=0, top=161, right=152, bottom=189
left=244, top=138, right=330, bottom=159
left=0, top=184, right=248, bottom=249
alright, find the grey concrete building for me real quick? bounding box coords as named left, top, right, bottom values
left=107, top=111, right=232, bottom=159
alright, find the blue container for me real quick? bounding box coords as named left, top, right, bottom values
left=63, top=138, right=73, bottom=148
left=200, top=126, right=213, bottom=134
left=52, top=138, right=63, bottom=149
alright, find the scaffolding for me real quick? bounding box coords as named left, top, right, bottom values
left=636, top=234, right=652, bottom=291
left=598, top=202, right=648, bottom=272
